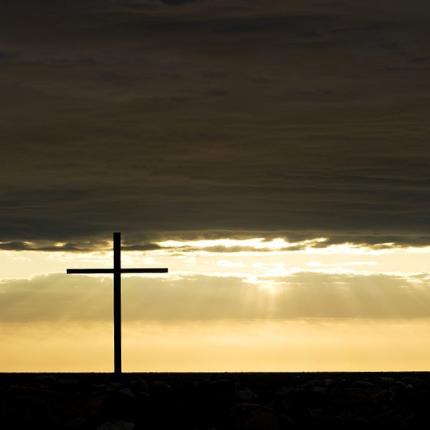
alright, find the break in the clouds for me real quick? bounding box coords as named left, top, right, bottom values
left=1, top=272, right=430, bottom=323
left=1, top=0, right=429, bottom=248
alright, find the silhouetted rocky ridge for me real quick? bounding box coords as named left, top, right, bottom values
left=1, top=372, right=429, bottom=429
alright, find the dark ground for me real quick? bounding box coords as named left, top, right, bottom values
left=1, top=372, right=430, bottom=429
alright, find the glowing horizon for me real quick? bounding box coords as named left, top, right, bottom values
left=1, top=239, right=430, bottom=371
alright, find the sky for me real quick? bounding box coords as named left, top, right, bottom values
left=0, top=0, right=430, bottom=371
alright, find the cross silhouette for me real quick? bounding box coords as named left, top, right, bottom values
left=66, top=232, right=168, bottom=374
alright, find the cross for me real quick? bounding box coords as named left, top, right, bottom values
left=66, top=232, right=168, bottom=374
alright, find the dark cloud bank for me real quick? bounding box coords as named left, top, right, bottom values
left=0, top=0, right=429, bottom=249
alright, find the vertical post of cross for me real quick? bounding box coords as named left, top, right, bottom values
left=113, top=232, right=122, bottom=374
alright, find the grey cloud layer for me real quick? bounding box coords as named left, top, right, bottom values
left=1, top=273, right=430, bottom=323
left=0, top=0, right=429, bottom=247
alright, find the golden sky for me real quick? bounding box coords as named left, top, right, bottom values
left=1, top=240, right=430, bottom=371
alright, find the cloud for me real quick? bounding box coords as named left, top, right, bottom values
left=1, top=272, right=430, bottom=323
left=1, top=233, right=429, bottom=253
left=0, top=240, right=161, bottom=252
left=0, top=0, right=429, bottom=247
left=160, top=0, right=195, bottom=4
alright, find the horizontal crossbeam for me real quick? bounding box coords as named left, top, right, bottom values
left=67, top=268, right=168, bottom=274
left=121, top=268, right=168, bottom=273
